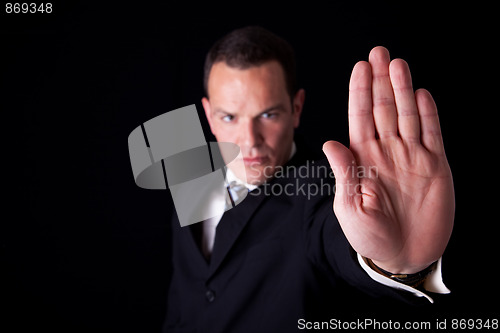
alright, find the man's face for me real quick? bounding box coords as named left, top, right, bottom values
left=202, top=60, right=304, bottom=185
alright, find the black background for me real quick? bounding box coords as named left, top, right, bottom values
left=2, top=1, right=497, bottom=332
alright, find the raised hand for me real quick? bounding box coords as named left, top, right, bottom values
left=323, top=46, right=455, bottom=274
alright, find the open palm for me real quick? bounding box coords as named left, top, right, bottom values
left=323, top=47, right=455, bottom=274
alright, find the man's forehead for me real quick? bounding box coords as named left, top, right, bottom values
left=208, top=60, right=286, bottom=87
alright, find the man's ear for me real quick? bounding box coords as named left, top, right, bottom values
left=292, top=89, right=305, bottom=128
left=201, top=97, right=215, bottom=135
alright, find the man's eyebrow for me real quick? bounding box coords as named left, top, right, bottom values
left=213, top=107, right=234, bottom=115
left=213, top=103, right=287, bottom=116
left=259, top=103, right=287, bottom=114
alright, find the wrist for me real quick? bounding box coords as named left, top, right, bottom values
left=366, top=258, right=437, bottom=288
left=370, top=259, right=432, bottom=275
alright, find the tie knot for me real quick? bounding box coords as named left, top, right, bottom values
left=226, top=181, right=248, bottom=208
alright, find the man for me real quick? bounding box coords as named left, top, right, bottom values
left=163, top=26, right=454, bottom=332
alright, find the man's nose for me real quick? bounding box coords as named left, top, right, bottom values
left=241, top=120, right=263, bottom=148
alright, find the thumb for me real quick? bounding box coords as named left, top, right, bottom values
left=322, top=141, right=359, bottom=207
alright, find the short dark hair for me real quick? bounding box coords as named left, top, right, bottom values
left=203, top=26, right=297, bottom=98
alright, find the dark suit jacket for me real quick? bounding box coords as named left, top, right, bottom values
left=162, top=141, right=428, bottom=333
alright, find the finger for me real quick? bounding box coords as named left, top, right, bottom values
left=389, top=59, right=420, bottom=142
left=348, top=61, right=376, bottom=145
left=369, top=46, right=398, bottom=139
left=322, top=141, right=361, bottom=209
left=415, top=89, right=445, bottom=154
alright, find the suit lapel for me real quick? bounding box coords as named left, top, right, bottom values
left=174, top=216, right=210, bottom=270
left=206, top=137, right=317, bottom=278
left=208, top=188, right=267, bottom=277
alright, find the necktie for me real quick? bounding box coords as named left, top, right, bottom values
left=225, top=181, right=248, bottom=208
left=201, top=181, right=249, bottom=258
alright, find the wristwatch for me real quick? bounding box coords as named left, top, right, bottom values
left=366, top=258, right=437, bottom=288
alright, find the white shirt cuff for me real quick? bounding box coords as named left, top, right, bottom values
left=357, top=254, right=451, bottom=304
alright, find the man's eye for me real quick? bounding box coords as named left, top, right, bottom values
left=222, top=114, right=234, bottom=122
left=261, top=112, right=277, bottom=119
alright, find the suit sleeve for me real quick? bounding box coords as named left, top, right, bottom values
left=303, top=188, right=438, bottom=305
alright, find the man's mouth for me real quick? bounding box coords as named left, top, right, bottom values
left=243, top=156, right=269, bottom=166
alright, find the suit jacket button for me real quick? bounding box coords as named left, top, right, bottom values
left=205, top=290, right=216, bottom=303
